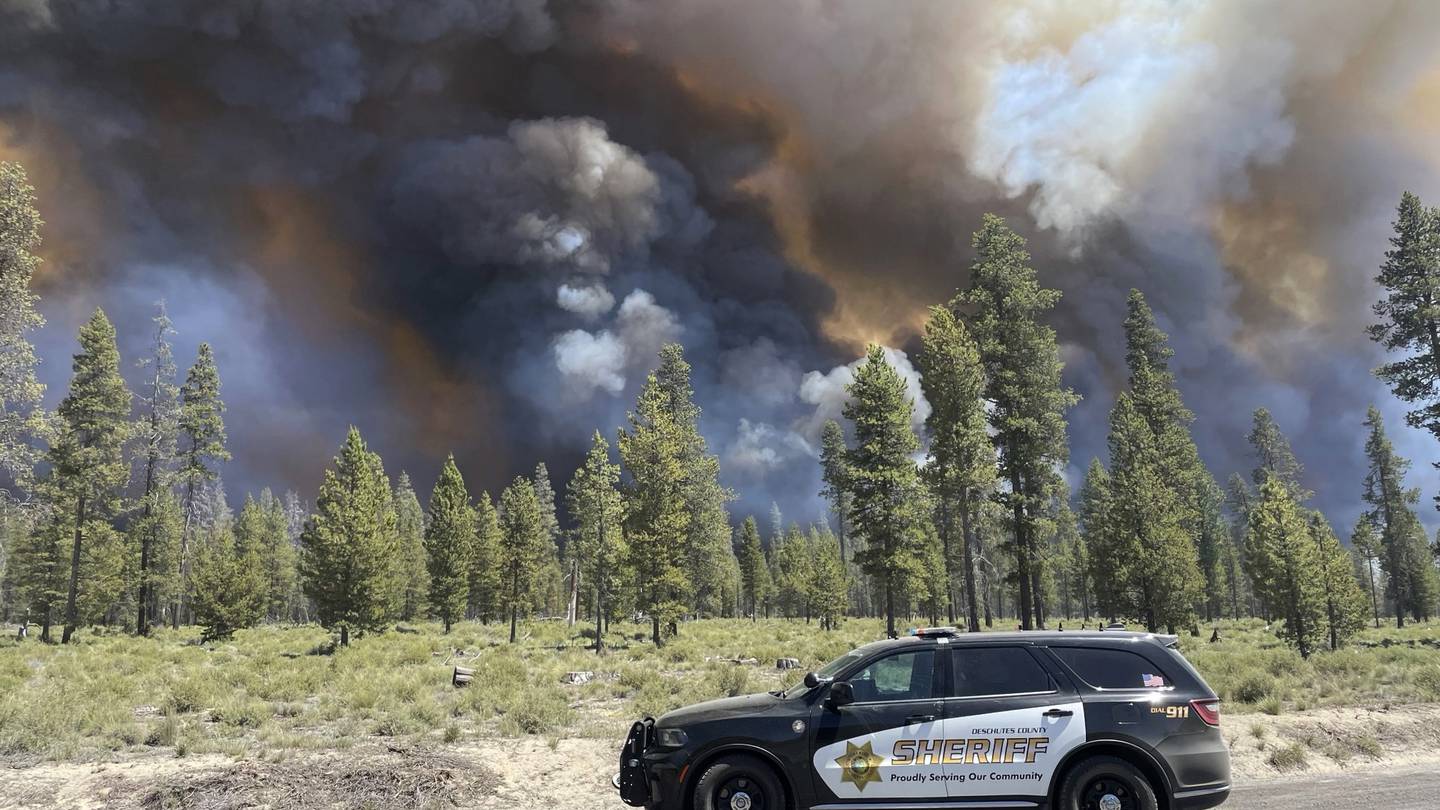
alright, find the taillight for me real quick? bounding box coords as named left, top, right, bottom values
left=1190, top=699, right=1220, bottom=726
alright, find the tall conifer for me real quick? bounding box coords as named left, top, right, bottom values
left=425, top=456, right=474, bottom=633
left=50, top=310, right=131, bottom=643
left=959, top=215, right=1076, bottom=629
left=299, top=427, right=397, bottom=645
left=843, top=345, right=923, bottom=638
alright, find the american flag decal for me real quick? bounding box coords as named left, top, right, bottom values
left=1142, top=673, right=1165, bottom=688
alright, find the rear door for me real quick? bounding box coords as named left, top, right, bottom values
left=810, top=647, right=946, bottom=803
left=940, top=645, right=1086, bottom=800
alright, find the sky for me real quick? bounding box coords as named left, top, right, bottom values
left=2, top=0, right=1440, bottom=534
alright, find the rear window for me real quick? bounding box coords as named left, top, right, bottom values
left=952, top=647, right=1053, bottom=697
left=1049, top=646, right=1172, bottom=690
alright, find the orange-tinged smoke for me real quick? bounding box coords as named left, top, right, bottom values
left=0, top=121, right=111, bottom=293
left=246, top=187, right=503, bottom=463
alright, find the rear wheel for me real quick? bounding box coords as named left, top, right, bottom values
left=693, top=755, right=785, bottom=810
left=1057, top=755, right=1159, bottom=810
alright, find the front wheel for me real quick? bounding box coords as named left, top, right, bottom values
left=1056, top=755, right=1159, bottom=810
left=693, top=755, right=785, bottom=810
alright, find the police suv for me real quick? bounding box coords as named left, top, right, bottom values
left=616, top=627, right=1228, bottom=810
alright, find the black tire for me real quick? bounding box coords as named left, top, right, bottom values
left=693, top=754, right=786, bottom=810
left=1056, top=755, right=1160, bottom=810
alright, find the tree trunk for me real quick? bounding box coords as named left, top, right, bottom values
left=960, top=494, right=981, bottom=633
left=40, top=604, right=52, bottom=643
left=884, top=573, right=896, bottom=638
left=651, top=615, right=661, bottom=647
left=940, top=497, right=956, bottom=625
left=340, top=625, right=349, bottom=646
left=62, top=494, right=86, bottom=644
left=509, top=605, right=518, bottom=643
left=1010, top=472, right=1033, bottom=631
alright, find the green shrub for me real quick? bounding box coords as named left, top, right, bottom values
left=1267, top=742, right=1307, bottom=771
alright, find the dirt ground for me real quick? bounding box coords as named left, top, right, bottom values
left=5, top=705, right=1440, bottom=809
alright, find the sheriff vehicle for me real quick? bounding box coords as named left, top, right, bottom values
left=615, top=627, right=1228, bottom=810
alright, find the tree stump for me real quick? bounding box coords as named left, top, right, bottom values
left=776, top=658, right=801, bottom=670
left=453, top=666, right=475, bottom=687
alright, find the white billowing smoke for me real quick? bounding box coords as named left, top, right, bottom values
left=723, top=418, right=814, bottom=476
left=551, top=289, right=682, bottom=398
left=556, top=282, right=616, bottom=320
left=798, top=347, right=931, bottom=441
left=967, top=2, right=1393, bottom=243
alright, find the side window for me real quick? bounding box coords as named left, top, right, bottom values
left=952, top=647, right=1053, bottom=697
left=848, top=650, right=936, bottom=703
left=1050, top=647, right=1171, bottom=690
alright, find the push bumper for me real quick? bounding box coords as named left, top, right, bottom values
left=615, top=718, right=687, bottom=809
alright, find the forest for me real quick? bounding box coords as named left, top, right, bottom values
left=2, top=159, right=1440, bottom=663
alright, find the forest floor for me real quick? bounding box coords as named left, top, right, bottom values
left=1, top=617, right=1439, bottom=808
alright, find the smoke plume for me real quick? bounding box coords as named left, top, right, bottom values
left=3, top=0, right=1439, bottom=531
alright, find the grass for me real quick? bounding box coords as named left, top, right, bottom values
left=0, top=616, right=1437, bottom=763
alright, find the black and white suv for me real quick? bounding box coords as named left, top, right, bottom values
left=616, top=627, right=1228, bottom=810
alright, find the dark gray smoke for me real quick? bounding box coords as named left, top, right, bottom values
left=2, top=0, right=1438, bottom=533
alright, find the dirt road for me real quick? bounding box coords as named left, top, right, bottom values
left=1230, top=766, right=1440, bottom=809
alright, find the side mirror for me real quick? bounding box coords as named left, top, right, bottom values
left=828, top=680, right=855, bottom=707
left=803, top=672, right=831, bottom=689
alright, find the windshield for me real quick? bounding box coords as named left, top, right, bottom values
left=780, top=648, right=864, bottom=697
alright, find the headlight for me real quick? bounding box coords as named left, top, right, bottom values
left=656, top=727, right=689, bottom=748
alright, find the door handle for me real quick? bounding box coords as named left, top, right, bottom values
left=905, top=714, right=936, bottom=725
left=1043, top=708, right=1074, bottom=718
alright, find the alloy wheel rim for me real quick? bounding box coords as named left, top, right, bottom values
left=1083, top=775, right=1135, bottom=810
left=717, top=775, right=761, bottom=810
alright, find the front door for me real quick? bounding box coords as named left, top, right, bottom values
left=940, top=645, right=1085, bottom=800
left=810, top=647, right=946, bottom=803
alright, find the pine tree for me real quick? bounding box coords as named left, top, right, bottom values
left=1079, top=458, right=1122, bottom=622
left=1309, top=514, right=1368, bottom=650
left=174, top=342, right=229, bottom=628
left=736, top=516, right=770, bottom=621
left=1369, top=192, right=1440, bottom=457
left=653, top=347, right=733, bottom=620
left=531, top=462, right=565, bottom=620
left=1246, top=476, right=1327, bottom=657
left=47, top=310, right=132, bottom=643
left=0, top=162, right=48, bottom=492
left=619, top=345, right=716, bottom=645
left=257, top=489, right=297, bottom=622
left=1350, top=518, right=1384, bottom=628
left=191, top=523, right=265, bottom=642
left=808, top=525, right=848, bottom=629
left=1105, top=394, right=1203, bottom=632
left=1361, top=406, right=1440, bottom=625
left=843, top=345, right=924, bottom=638
left=10, top=500, right=71, bottom=640
left=393, top=472, right=429, bottom=622
left=133, top=302, right=179, bottom=633
left=1223, top=473, right=1256, bottom=619
left=566, top=432, right=625, bottom=652
left=959, top=214, right=1077, bottom=630
left=424, top=456, right=474, bottom=633
left=498, top=476, right=545, bottom=643
left=1248, top=409, right=1310, bottom=502
left=1123, top=290, right=1226, bottom=621
left=818, top=421, right=852, bottom=560
left=918, top=305, right=993, bottom=632
left=299, top=427, right=398, bottom=645
left=126, top=486, right=183, bottom=632
left=469, top=492, right=501, bottom=623
left=773, top=524, right=816, bottom=620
